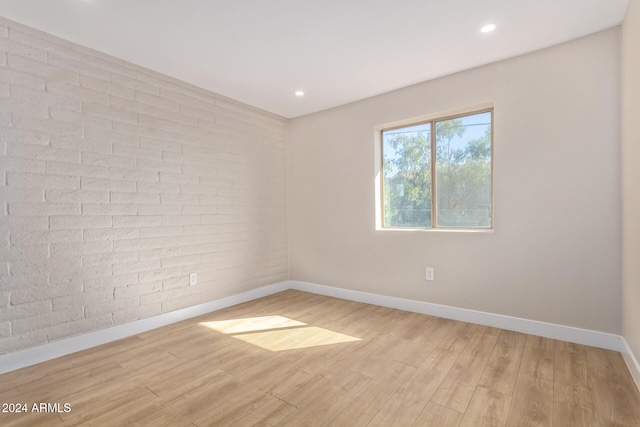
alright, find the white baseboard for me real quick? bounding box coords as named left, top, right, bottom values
left=0, top=282, right=289, bottom=375
left=288, top=280, right=623, bottom=351
left=0, top=279, right=633, bottom=387
left=622, top=337, right=640, bottom=390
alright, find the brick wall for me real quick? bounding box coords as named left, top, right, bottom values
left=0, top=18, right=289, bottom=354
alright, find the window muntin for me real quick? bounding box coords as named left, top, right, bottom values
left=381, top=109, right=492, bottom=229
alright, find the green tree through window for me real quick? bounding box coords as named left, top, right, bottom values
left=382, top=110, right=492, bottom=229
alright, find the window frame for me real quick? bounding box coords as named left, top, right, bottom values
left=378, top=106, right=494, bottom=231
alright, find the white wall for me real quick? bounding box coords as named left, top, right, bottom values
left=288, top=28, right=621, bottom=333
left=622, top=0, right=640, bottom=362
left=0, top=18, right=288, bottom=355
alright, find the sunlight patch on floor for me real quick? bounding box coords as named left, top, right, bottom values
left=232, top=326, right=361, bottom=351
left=199, top=315, right=306, bottom=334
left=199, top=316, right=361, bottom=351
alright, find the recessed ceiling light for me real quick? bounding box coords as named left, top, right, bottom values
left=481, top=24, right=496, bottom=33
left=295, top=91, right=305, bottom=97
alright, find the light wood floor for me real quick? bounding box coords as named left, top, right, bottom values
left=1, top=290, right=639, bottom=426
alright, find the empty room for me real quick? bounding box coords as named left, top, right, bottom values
left=1, top=0, right=639, bottom=426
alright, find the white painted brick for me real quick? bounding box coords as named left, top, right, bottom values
left=13, top=116, right=83, bottom=137
left=0, top=272, right=48, bottom=292
left=162, top=276, right=187, bottom=290
left=138, top=225, right=182, bottom=238
left=113, top=237, right=163, bottom=252
left=7, top=143, right=80, bottom=163
left=112, top=260, right=160, bottom=276
left=52, top=288, right=113, bottom=311
left=10, top=256, right=80, bottom=281
left=111, top=191, right=159, bottom=204
left=50, top=215, right=111, bottom=229
left=47, top=53, right=111, bottom=81
left=160, top=193, right=200, bottom=205
left=138, top=266, right=182, bottom=284
left=49, top=135, right=112, bottom=155
left=159, top=172, right=199, bottom=185
left=0, top=216, right=48, bottom=233
left=111, top=302, right=162, bottom=324
left=139, top=136, right=181, bottom=153
left=84, top=127, right=137, bottom=146
left=85, top=296, right=138, bottom=318
left=112, top=215, right=161, bottom=228
left=81, top=176, right=136, bottom=192
left=181, top=164, right=218, bottom=178
left=0, top=329, right=49, bottom=353
left=83, top=251, right=136, bottom=268
left=11, top=228, right=81, bottom=245
left=0, top=82, right=9, bottom=97
left=47, top=313, right=113, bottom=341
left=45, top=189, right=108, bottom=203
left=110, top=73, right=159, bottom=96
left=8, top=202, right=80, bottom=216
left=50, top=107, right=112, bottom=131
left=50, top=240, right=112, bottom=257
left=114, top=281, right=162, bottom=299
left=137, top=204, right=181, bottom=215
left=11, top=84, right=81, bottom=112
left=10, top=280, right=83, bottom=305
left=7, top=27, right=83, bottom=61
left=81, top=151, right=136, bottom=168
left=7, top=53, right=79, bottom=84
left=180, top=205, right=217, bottom=215
left=109, top=167, right=159, bottom=183
left=82, top=203, right=136, bottom=215
left=0, top=66, right=45, bottom=89
left=0, top=299, right=52, bottom=322
left=161, top=254, right=201, bottom=269
left=195, top=176, right=233, bottom=189
left=0, top=157, right=45, bottom=176
left=136, top=158, right=182, bottom=174
left=0, top=23, right=7, bottom=37
left=179, top=102, right=218, bottom=122
left=137, top=246, right=181, bottom=261
left=80, top=74, right=133, bottom=99
left=83, top=227, right=138, bottom=242
left=0, top=127, right=49, bottom=146
left=81, top=264, right=113, bottom=280
left=0, top=97, right=49, bottom=118
left=136, top=181, right=180, bottom=194
left=0, top=321, right=10, bottom=338
left=113, top=143, right=161, bottom=160
left=138, top=114, right=209, bottom=139
left=199, top=194, right=232, bottom=205
left=83, top=273, right=138, bottom=291
left=134, top=91, right=178, bottom=111
left=82, top=100, right=136, bottom=123
left=161, top=215, right=200, bottom=226
left=80, top=53, right=137, bottom=79
left=0, top=244, right=47, bottom=261
left=180, top=184, right=217, bottom=195
left=12, top=307, right=84, bottom=334
left=0, top=186, right=43, bottom=202
left=0, top=17, right=289, bottom=355
left=45, top=161, right=109, bottom=178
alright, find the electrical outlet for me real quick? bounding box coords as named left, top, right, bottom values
left=426, top=267, right=435, bottom=281
left=189, top=272, right=197, bottom=286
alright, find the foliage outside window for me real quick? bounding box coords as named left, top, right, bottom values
left=381, top=109, right=493, bottom=229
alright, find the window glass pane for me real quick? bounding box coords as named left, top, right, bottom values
left=382, top=123, right=432, bottom=227
left=435, top=112, right=492, bottom=228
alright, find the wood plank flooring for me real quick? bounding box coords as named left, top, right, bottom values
left=1, top=289, right=639, bottom=426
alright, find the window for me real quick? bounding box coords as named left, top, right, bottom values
left=380, top=108, right=493, bottom=229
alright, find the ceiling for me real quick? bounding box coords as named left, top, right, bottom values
left=0, top=0, right=629, bottom=118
